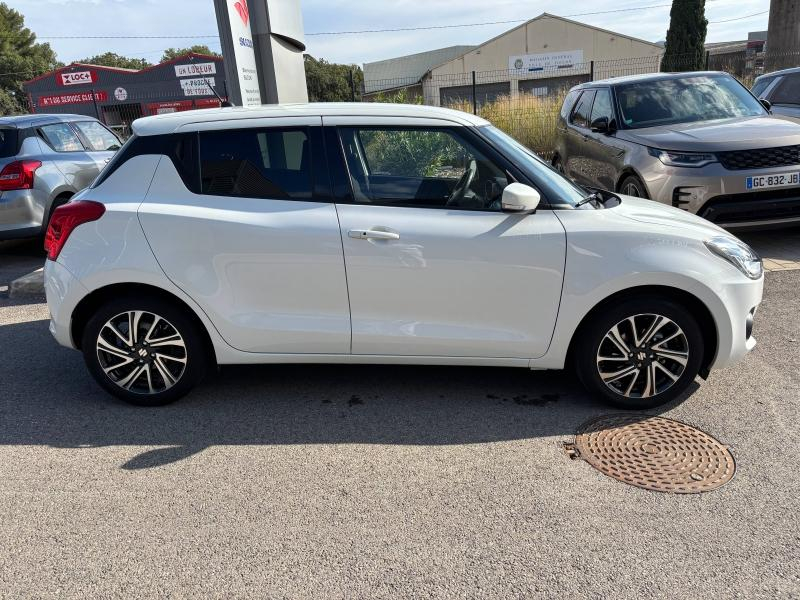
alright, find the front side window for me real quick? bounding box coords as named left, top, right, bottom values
left=616, top=74, right=765, bottom=129
left=40, top=123, right=84, bottom=152
left=570, top=91, right=596, bottom=128
left=590, top=89, right=614, bottom=125
left=199, top=128, right=312, bottom=200
left=339, top=127, right=509, bottom=211
left=74, top=121, right=122, bottom=151
left=771, top=73, right=800, bottom=105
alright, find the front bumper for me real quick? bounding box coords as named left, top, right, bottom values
left=710, top=270, right=763, bottom=370
left=642, top=160, right=800, bottom=229
left=44, top=259, right=88, bottom=350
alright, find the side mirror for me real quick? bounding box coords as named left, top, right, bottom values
left=590, top=116, right=612, bottom=134
left=501, top=183, right=541, bottom=213
left=760, top=98, right=772, bottom=111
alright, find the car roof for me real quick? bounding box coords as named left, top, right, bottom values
left=755, top=66, right=800, bottom=80
left=132, top=102, right=490, bottom=136
left=0, top=114, right=98, bottom=129
left=574, top=71, right=730, bottom=88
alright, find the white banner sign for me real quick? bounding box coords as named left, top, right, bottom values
left=181, top=77, right=216, bottom=96
left=226, top=0, right=262, bottom=106
left=175, top=62, right=217, bottom=78
left=509, top=50, right=584, bottom=73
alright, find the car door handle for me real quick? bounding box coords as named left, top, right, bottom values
left=348, top=229, right=400, bottom=240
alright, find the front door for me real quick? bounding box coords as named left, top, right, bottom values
left=71, top=120, right=123, bottom=173
left=139, top=118, right=351, bottom=354
left=327, top=119, right=566, bottom=359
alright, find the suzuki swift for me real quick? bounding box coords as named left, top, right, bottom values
left=43, top=104, right=763, bottom=408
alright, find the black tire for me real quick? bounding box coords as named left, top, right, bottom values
left=618, top=174, right=649, bottom=199
left=574, top=297, right=704, bottom=409
left=82, top=296, right=208, bottom=406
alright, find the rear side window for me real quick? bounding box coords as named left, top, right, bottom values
left=73, top=121, right=122, bottom=151
left=0, top=127, right=19, bottom=158
left=39, top=123, right=84, bottom=152
left=199, top=128, right=312, bottom=200
left=771, top=74, right=800, bottom=105
left=560, top=90, right=581, bottom=119
left=590, top=89, right=614, bottom=125
left=570, top=91, right=596, bottom=128
left=751, top=76, right=776, bottom=98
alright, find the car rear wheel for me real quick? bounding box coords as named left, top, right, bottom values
left=575, top=297, right=704, bottom=409
left=82, top=297, right=207, bottom=406
left=619, top=175, right=649, bottom=199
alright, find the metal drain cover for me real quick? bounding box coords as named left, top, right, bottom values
left=571, top=414, right=735, bottom=494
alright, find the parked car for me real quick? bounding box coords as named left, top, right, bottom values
left=552, top=72, right=800, bottom=229
left=752, top=67, right=800, bottom=119
left=0, top=114, right=121, bottom=241
left=43, top=103, right=763, bottom=409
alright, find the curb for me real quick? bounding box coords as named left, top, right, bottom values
left=9, top=268, right=44, bottom=298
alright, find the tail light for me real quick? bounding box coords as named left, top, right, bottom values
left=0, top=160, right=42, bottom=191
left=44, top=201, right=105, bottom=261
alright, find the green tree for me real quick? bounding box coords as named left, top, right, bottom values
left=304, top=54, right=363, bottom=102
left=78, top=52, right=151, bottom=70
left=661, top=0, right=708, bottom=72
left=161, top=45, right=220, bottom=63
left=0, top=2, right=60, bottom=114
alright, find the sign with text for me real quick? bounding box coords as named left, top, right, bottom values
left=175, top=62, right=217, bottom=78
left=39, top=91, right=108, bottom=107
left=509, top=50, right=585, bottom=73
left=213, top=0, right=262, bottom=106
left=57, top=70, right=98, bottom=86
left=180, top=77, right=216, bottom=96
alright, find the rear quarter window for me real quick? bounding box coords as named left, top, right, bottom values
left=560, top=90, right=581, bottom=119
left=0, top=127, right=19, bottom=158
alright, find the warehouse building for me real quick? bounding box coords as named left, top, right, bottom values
left=364, top=14, right=663, bottom=106
left=24, top=53, right=226, bottom=137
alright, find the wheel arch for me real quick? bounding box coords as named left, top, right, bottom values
left=565, top=285, right=718, bottom=379
left=615, top=168, right=649, bottom=196
left=70, top=282, right=217, bottom=364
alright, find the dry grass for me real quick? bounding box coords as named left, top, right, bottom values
left=446, top=93, right=566, bottom=160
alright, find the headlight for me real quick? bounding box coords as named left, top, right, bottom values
left=648, top=147, right=717, bottom=168
left=704, top=236, right=763, bottom=280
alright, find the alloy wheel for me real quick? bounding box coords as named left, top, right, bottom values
left=596, top=313, right=689, bottom=399
left=96, top=311, right=188, bottom=395
left=622, top=181, right=642, bottom=197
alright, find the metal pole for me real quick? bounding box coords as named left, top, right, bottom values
left=90, top=88, right=103, bottom=122
left=471, top=71, right=477, bottom=115
left=705, top=51, right=710, bottom=70
left=349, top=69, right=356, bottom=102
left=590, top=60, right=595, bottom=81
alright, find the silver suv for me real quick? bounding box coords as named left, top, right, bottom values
left=0, top=114, right=121, bottom=240
left=553, top=72, right=800, bottom=229
left=752, top=67, right=800, bottom=119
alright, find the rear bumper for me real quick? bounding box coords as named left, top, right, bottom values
left=44, top=259, right=88, bottom=350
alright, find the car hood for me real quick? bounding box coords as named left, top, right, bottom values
left=606, top=194, right=728, bottom=240
left=616, top=115, right=800, bottom=152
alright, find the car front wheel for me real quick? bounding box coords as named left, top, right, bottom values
left=575, top=297, right=704, bottom=409
left=82, top=297, right=207, bottom=406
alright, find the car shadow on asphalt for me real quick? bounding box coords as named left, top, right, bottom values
left=0, top=318, right=695, bottom=470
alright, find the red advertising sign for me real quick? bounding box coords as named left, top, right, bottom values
left=145, top=100, right=194, bottom=115
left=57, top=70, right=98, bottom=86
left=38, top=90, right=108, bottom=107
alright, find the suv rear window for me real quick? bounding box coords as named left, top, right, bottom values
left=0, top=127, right=18, bottom=158
left=198, top=128, right=312, bottom=200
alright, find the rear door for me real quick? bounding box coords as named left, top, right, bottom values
left=71, top=120, right=123, bottom=173
left=563, top=90, right=595, bottom=185
left=138, top=117, right=352, bottom=354
left=37, top=122, right=99, bottom=191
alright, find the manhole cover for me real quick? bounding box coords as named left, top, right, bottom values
left=570, top=414, right=735, bottom=493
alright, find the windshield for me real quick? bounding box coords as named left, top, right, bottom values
left=479, top=125, right=587, bottom=207
left=616, top=74, right=766, bottom=129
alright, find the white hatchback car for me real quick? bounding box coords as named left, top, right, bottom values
left=44, top=104, right=763, bottom=408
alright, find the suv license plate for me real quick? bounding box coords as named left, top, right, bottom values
left=746, top=172, right=800, bottom=190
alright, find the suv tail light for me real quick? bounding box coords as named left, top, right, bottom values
left=0, top=160, right=42, bottom=191
left=44, top=201, right=105, bottom=261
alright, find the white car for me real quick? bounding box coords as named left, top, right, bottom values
left=43, top=103, right=764, bottom=408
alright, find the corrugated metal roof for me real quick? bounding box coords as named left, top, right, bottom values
left=363, top=46, right=476, bottom=94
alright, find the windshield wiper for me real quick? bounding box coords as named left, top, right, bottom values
left=575, top=191, right=602, bottom=208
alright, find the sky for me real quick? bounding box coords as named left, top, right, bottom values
left=7, top=0, right=771, bottom=67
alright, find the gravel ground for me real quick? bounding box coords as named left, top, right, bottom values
left=0, top=255, right=798, bottom=598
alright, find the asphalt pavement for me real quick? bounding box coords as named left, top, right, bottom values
left=0, top=246, right=798, bottom=598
